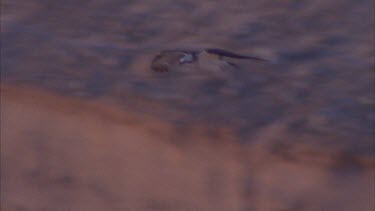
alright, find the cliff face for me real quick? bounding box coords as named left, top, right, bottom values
left=2, top=86, right=373, bottom=211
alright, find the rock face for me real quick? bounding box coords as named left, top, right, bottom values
left=2, top=86, right=374, bottom=211
left=1, top=0, right=374, bottom=210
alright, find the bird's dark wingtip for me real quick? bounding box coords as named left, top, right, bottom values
left=205, top=48, right=268, bottom=62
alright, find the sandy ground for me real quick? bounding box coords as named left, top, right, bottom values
left=1, top=0, right=374, bottom=210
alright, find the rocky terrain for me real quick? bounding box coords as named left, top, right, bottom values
left=1, top=0, right=374, bottom=210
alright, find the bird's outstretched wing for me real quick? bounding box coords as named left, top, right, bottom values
left=205, top=48, right=268, bottom=61
left=150, top=48, right=268, bottom=72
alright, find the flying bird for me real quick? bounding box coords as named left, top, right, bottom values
left=151, top=48, right=267, bottom=72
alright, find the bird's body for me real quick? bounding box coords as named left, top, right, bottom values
left=150, top=48, right=267, bottom=73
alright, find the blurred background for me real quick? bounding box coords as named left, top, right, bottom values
left=1, top=0, right=374, bottom=210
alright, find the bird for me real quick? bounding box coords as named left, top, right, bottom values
left=150, top=48, right=267, bottom=73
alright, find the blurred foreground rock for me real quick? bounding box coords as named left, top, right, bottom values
left=1, top=85, right=374, bottom=211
